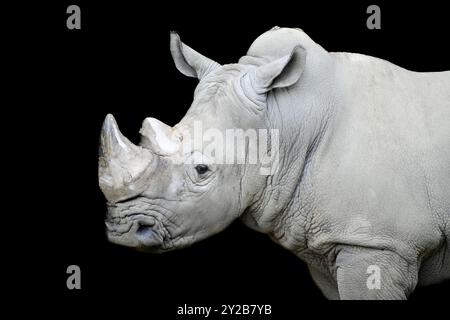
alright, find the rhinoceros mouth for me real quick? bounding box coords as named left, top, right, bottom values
left=105, top=212, right=173, bottom=251
left=105, top=218, right=134, bottom=236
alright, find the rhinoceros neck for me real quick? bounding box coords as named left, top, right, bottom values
left=241, top=47, right=338, bottom=252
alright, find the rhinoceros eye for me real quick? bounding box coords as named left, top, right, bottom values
left=195, top=164, right=209, bottom=175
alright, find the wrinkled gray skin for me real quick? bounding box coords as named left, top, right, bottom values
left=99, top=27, right=450, bottom=299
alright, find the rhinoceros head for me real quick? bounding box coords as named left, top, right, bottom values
left=99, top=31, right=306, bottom=252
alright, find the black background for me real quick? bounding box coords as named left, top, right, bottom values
left=12, top=0, right=450, bottom=316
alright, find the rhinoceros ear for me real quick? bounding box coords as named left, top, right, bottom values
left=243, top=45, right=306, bottom=100
left=170, top=31, right=221, bottom=80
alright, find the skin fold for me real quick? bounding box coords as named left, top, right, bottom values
left=98, top=27, right=450, bottom=299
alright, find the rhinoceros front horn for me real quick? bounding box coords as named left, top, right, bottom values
left=98, top=114, right=154, bottom=203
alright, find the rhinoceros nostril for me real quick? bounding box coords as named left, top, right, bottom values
left=136, top=223, right=153, bottom=236
left=135, top=221, right=161, bottom=247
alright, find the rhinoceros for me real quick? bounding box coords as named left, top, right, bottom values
left=98, top=27, right=450, bottom=299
